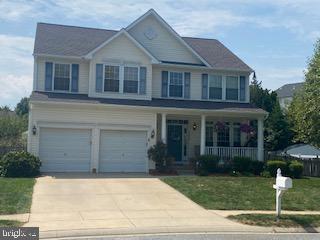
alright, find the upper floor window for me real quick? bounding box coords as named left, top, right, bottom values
left=124, top=67, right=139, bottom=93
left=104, top=65, right=119, bottom=92
left=226, top=76, right=239, bottom=101
left=169, top=72, right=183, bottom=98
left=54, top=64, right=70, bottom=91
left=209, top=75, right=222, bottom=100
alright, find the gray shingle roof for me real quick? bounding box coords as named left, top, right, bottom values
left=30, top=91, right=266, bottom=115
left=34, top=23, right=252, bottom=71
left=182, top=37, right=252, bottom=72
left=276, top=82, right=304, bottom=98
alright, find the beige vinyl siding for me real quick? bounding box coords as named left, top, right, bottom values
left=35, top=57, right=89, bottom=93
left=28, top=103, right=157, bottom=169
left=90, top=34, right=153, bottom=100
left=152, top=65, right=250, bottom=102
left=128, top=15, right=202, bottom=65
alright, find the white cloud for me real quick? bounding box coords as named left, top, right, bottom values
left=256, top=67, right=305, bottom=90
left=0, top=0, right=39, bottom=21
left=0, top=34, right=34, bottom=108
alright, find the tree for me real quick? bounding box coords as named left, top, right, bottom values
left=288, top=39, right=320, bottom=147
left=250, top=76, right=293, bottom=151
left=15, top=97, right=29, bottom=116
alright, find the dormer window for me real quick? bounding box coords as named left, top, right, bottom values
left=54, top=64, right=70, bottom=91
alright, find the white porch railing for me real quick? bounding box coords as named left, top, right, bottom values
left=205, top=147, right=258, bottom=160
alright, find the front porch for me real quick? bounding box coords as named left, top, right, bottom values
left=156, top=112, right=264, bottom=165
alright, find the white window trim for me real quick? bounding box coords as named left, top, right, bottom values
left=168, top=71, right=184, bottom=99
left=102, top=64, right=121, bottom=93
left=52, top=63, right=72, bottom=93
left=207, top=74, right=223, bottom=100
left=101, top=63, right=142, bottom=95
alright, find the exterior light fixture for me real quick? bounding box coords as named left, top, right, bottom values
left=192, top=122, right=197, bottom=130
left=151, top=129, right=155, bottom=138
left=32, top=125, right=37, bottom=135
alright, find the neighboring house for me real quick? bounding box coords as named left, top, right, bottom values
left=28, top=9, right=267, bottom=173
left=276, top=82, right=303, bottom=109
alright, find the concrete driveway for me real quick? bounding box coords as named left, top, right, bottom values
left=25, top=173, right=260, bottom=237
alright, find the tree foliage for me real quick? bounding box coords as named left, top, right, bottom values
left=15, top=97, right=29, bottom=116
left=250, top=78, right=293, bottom=151
left=288, top=40, right=320, bottom=147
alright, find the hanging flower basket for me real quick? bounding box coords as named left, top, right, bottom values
left=215, top=121, right=226, bottom=131
left=240, top=123, right=253, bottom=134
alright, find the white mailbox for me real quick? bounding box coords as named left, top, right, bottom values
left=273, top=168, right=293, bottom=218
left=276, top=176, right=292, bottom=189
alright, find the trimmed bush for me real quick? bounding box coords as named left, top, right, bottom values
left=148, top=141, right=168, bottom=172
left=197, top=155, right=220, bottom=175
left=289, top=160, right=304, bottom=178
left=266, top=160, right=288, bottom=177
left=0, top=151, right=41, bottom=177
left=233, top=157, right=252, bottom=173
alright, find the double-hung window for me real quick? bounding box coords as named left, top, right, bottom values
left=104, top=65, right=120, bottom=92
left=217, top=122, right=230, bottom=147
left=209, top=75, right=222, bottom=100
left=54, top=63, right=70, bottom=91
left=124, top=66, right=139, bottom=93
left=205, top=122, right=214, bottom=147
left=226, top=76, right=239, bottom=100
left=169, top=72, right=183, bottom=98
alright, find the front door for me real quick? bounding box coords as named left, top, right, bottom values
left=167, top=124, right=183, bottom=162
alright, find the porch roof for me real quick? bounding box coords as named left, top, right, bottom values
left=30, top=91, right=267, bottom=115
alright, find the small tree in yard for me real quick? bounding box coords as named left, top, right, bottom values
left=148, top=141, right=172, bottom=173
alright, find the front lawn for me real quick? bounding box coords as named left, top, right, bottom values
left=0, top=178, right=35, bottom=214
left=228, top=214, right=320, bottom=228
left=162, top=176, right=320, bottom=210
left=0, top=220, right=23, bottom=227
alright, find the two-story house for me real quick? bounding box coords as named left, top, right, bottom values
left=28, top=9, right=267, bottom=173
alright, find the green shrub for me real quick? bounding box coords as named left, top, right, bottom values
left=266, top=160, right=288, bottom=177
left=232, top=157, right=252, bottom=173
left=197, top=155, right=220, bottom=175
left=289, top=160, right=304, bottom=178
left=148, top=141, right=173, bottom=173
left=260, top=170, right=272, bottom=178
left=0, top=151, right=41, bottom=177
left=250, top=160, right=265, bottom=175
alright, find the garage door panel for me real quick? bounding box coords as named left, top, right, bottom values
left=99, top=130, right=147, bottom=172
left=39, top=128, right=91, bottom=172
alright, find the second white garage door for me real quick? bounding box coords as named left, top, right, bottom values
left=99, top=130, right=148, bottom=172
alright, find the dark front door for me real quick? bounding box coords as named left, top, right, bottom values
left=167, top=124, right=183, bottom=162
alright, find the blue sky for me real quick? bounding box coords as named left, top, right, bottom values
left=0, top=0, right=319, bottom=108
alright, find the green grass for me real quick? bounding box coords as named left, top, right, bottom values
left=0, top=178, right=35, bottom=214
left=0, top=220, right=23, bottom=227
left=228, top=214, right=320, bottom=228
left=162, top=176, right=320, bottom=210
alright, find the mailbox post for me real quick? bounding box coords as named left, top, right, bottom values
left=273, top=168, right=292, bottom=218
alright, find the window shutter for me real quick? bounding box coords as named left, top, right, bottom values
left=184, top=72, right=191, bottom=99
left=45, top=62, right=53, bottom=91
left=161, top=71, right=168, bottom=97
left=71, top=64, right=79, bottom=92
left=139, top=67, right=147, bottom=95
left=202, top=73, right=208, bottom=99
left=240, top=76, right=246, bottom=101
left=95, top=64, right=103, bottom=92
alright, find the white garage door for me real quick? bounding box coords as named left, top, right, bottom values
left=99, top=130, right=147, bottom=172
left=39, top=128, right=91, bottom=172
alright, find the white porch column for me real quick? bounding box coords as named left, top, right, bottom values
left=200, top=115, right=206, bottom=155
left=161, top=113, right=167, bottom=143
left=257, top=118, right=264, bottom=161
